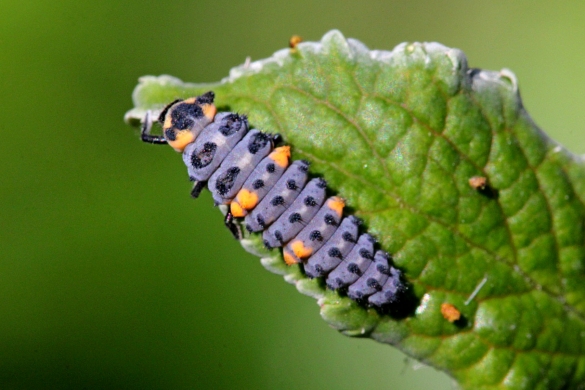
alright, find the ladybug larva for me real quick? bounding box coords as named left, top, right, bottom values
left=140, top=91, right=406, bottom=307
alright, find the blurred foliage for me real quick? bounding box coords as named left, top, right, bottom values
left=2, top=1, right=585, bottom=389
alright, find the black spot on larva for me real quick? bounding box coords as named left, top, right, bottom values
left=315, top=264, right=324, bottom=275
left=257, top=215, right=266, bottom=229
left=218, top=113, right=245, bottom=136
left=266, top=163, right=276, bottom=173
left=245, top=224, right=253, bottom=233
left=195, top=91, right=215, bottom=104
left=304, top=196, right=317, bottom=207
left=298, top=160, right=310, bottom=172
left=342, top=232, right=355, bottom=242
left=316, top=178, right=327, bottom=188
left=271, top=196, right=284, bottom=206
left=324, top=214, right=337, bottom=226
left=263, top=239, right=272, bottom=249
left=274, top=231, right=283, bottom=243
left=367, top=278, right=381, bottom=290
left=289, top=213, right=302, bottom=223
left=248, top=133, right=270, bottom=154
left=191, top=142, right=217, bottom=169
left=348, top=216, right=362, bottom=226
left=286, top=180, right=297, bottom=190
left=164, top=128, right=177, bottom=141
left=359, top=248, right=373, bottom=260
left=347, top=263, right=361, bottom=275
left=309, top=230, right=323, bottom=241
left=328, top=247, right=342, bottom=259
left=215, top=167, right=240, bottom=196
left=253, top=179, right=264, bottom=190
left=377, top=263, right=390, bottom=275
left=171, top=102, right=203, bottom=130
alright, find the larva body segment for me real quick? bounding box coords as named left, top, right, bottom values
left=230, top=146, right=291, bottom=218
left=282, top=196, right=345, bottom=265
left=303, top=215, right=360, bottom=278
left=326, top=233, right=375, bottom=290
left=244, top=160, right=310, bottom=232
left=262, top=178, right=327, bottom=249
left=141, top=92, right=406, bottom=309
left=369, top=267, right=404, bottom=306
left=348, top=251, right=392, bottom=300
left=208, top=129, right=273, bottom=205
left=182, top=112, right=249, bottom=182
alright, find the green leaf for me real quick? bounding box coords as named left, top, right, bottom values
left=126, top=31, right=585, bottom=389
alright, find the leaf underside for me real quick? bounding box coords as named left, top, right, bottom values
left=126, top=31, right=585, bottom=389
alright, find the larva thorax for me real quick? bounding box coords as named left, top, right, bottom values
left=141, top=91, right=406, bottom=308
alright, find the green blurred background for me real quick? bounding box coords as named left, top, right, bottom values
left=1, top=1, right=584, bottom=388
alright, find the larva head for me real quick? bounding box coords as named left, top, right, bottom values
left=158, top=91, right=217, bottom=152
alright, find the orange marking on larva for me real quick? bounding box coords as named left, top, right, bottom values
left=183, top=97, right=197, bottom=104
left=440, top=303, right=461, bottom=323
left=327, top=196, right=345, bottom=216
left=283, top=250, right=299, bottom=265
left=290, top=240, right=313, bottom=259
left=202, top=104, right=217, bottom=121
left=168, top=130, right=195, bottom=152
left=230, top=201, right=247, bottom=217
left=269, top=146, right=291, bottom=168
left=163, top=114, right=174, bottom=131
left=237, top=189, right=259, bottom=210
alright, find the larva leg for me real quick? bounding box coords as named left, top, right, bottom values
left=141, top=111, right=168, bottom=145
left=190, top=180, right=207, bottom=199
left=224, top=210, right=242, bottom=240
